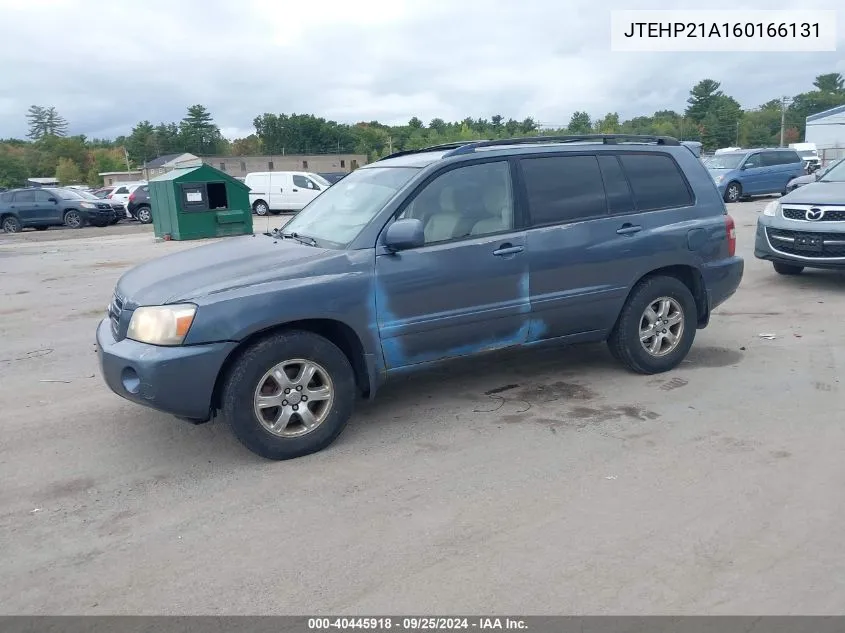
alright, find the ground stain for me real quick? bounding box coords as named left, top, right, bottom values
left=66, top=308, right=105, bottom=319
left=719, top=437, right=757, bottom=453
left=0, top=308, right=26, bottom=316
left=484, top=384, right=520, bottom=396
left=90, top=261, right=132, bottom=269
left=501, top=404, right=659, bottom=428
left=682, top=346, right=744, bottom=369
left=770, top=450, right=792, bottom=459
left=41, top=477, right=97, bottom=501
left=517, top=381, right=597, bottom=403
left=659, top=377, right=688, bottom=391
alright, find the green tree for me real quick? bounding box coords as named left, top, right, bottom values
left=127, top=121, right=158, bottom=163
left=55, top=157, right=83, bottom=184
left=408, top=117, right=423, bottom=129
left=595, top=112, right=620, bottom=133
left=43, top=107, right=68, bottom=137
left=567, top=111, right=592, bottom=134
left=813, top=73, right=844, bottom=93
left=26, top=105, right=46, bottom=140
left=0, top=146, right=28, bottom=187
left=179, top=104, right=223, bottom=155
left=685, top=79, right=723, bottom=123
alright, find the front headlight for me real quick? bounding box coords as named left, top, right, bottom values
left=763, top=201, right=780, bottom=217
left=127, top=304, right=197, bottom=346
left=713, top=175, right=724, bottom=184
left=80, top=202, right=96, bottom=209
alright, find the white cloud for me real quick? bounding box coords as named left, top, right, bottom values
left=0, top=0, right=843, bottom=139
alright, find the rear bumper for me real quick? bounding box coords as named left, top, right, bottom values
left=96, top=318, right=237, bottom=421
left=703, top=256, right=744, bottom=312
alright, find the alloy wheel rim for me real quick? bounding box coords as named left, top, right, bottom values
left=639, top=297, right=684, bottom=357
left=253, top=358, right=334, bottom=437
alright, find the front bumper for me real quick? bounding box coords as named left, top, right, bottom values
left=96, top=318, right=237, bottom=421
left=754, top=219, right=845, bottom=270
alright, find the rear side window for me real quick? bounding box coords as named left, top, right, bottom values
left=784, top=151, right=802, bottom=164
left=521, top=155, right=606, bottom=225
left=0, top=192, right=12, bottom=203
left=14, top=190, right=35, bottom=203
left=597, top=155, right=634, bottom=214
left=618, top=154, right=693, bottom=211
left=114, top=187, right=128, bottom=194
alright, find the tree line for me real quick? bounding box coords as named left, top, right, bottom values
left=2, top=72, right=844, bottom=189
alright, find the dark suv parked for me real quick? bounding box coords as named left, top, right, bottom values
left=127, top=185, right=152, bottom=223
left=97, top=135, right=743, bottom=460
left=1, top=187, right=116, bottom=232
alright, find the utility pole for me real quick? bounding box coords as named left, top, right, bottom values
left=122, top=147, right=131, bottom=171
left=779, top=96, right=791, bottom=147
left=735, top=120, right=740, bottom=146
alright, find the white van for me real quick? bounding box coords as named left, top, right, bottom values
left=789, top=142, right=822, bottom=171
left=244, top=171, right=332, bottom=215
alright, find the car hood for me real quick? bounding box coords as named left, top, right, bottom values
left=780, top=181, right=845, bottom=205
left=116, top=234, right=350, bottom=306
left=787, top=174, right=816, bottom=186
left=707, top=168, right=732, bottom=176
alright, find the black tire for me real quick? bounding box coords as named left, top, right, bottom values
left=35, top=226, right=48, bottom=231
left=2, top=216, right=22, bottom=233
left=253, top=200, right=269, bottom=216
left=724, top=182, right=742, bottom=203
left=607, top=275, right=698, bottom=375
left=773, top=262, right=804, bottom=276
left=221, top=330, right=356, bottom=460
left=136, top=206, right=152, bottom=224
left=63, top=210, right=84, bottom=229
left=109, top=216, right=121, bottom=225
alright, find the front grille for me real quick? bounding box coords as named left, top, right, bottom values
left=781, top=207, right=845, bottom=222
left=767, top=227, right=845, bottom=258
left=108, top=293, right=125, bottom=340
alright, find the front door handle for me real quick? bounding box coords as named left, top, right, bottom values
left=616, top=224, right=642, bottom=235
left=493, top=244, right=524, bottom=256
left=292, top=188, right=299, bottom=192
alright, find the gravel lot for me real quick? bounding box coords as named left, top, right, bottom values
left=1, top=199, right=844, bottom=615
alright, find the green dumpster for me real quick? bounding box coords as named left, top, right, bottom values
left=148, top=164, right=253, bottom=240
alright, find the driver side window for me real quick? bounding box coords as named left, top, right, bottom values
left=398, top=161, right=513, bottom=245
left=743, top=154, right=762, bottom=169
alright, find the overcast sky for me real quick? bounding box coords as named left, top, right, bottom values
left=0, top=0, right=843, bottom=140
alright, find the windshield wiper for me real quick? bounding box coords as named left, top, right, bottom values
left=278, top=231, right=318, bottom=246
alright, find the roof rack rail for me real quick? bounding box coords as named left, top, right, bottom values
left=376, top=141, right=489, bottom=162
left=444, top=134, right=681, bottom=156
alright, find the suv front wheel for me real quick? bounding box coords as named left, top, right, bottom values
left=608, top=276, right=698, bottom=374
left=221, top=330, right=356, bottom=460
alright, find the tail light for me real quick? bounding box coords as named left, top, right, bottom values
left=128, top=192, right=136, bottom=203
left=725, top=214, right=736, bottom=257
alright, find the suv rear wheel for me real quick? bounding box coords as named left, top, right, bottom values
left=2, top=216, right=22, bottom=233
left=773, top=262, right=804, bottom=275
left=221, top=330, right=356, bottom=460
left=608, top=275, right=697, bottom=374
left=136, top=206, right=152, bottom=224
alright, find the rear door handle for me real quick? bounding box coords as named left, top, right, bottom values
left=616, top=224, right=642, bottom=235
left=493, top=244, right=524, bottom=256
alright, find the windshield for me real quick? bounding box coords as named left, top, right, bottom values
left=70, top=189, right=100, bottom=200
left=819, top=159, right=845, bottom=182
left=281, top=167, right=418, bottom=247
left=52, top=189, right=85, bottom=200
left=797, top=150, right=818, bottom=158
left=704, top=154, right=745, bottom=170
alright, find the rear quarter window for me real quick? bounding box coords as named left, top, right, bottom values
left=618, top=153, right=693, bottom=212
left=0, top=192, right=12, bottom=203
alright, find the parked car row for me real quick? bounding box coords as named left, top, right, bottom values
left=0, top=187, right=124, bottom=232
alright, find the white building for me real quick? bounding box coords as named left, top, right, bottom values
left=805, top=104, right=845, bottom=165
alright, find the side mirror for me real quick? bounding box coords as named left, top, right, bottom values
left=49, top=198, right=57, bottom=203
left=384, top=218, right=424, bottom=252
left=739, top=164, right=748, bottom=170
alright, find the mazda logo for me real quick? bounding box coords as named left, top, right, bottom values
left=806, top=208, right=824, bottom=221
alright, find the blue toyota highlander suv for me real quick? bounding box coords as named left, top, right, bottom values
left=97, top=135, right=744, bottom=460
